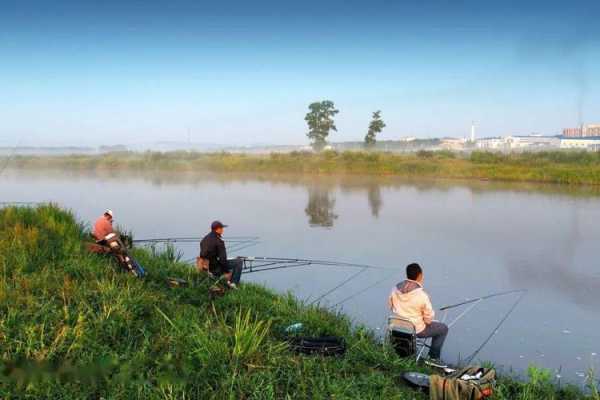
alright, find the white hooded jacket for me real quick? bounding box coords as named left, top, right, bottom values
left=388, top=279, right=434, bottom=334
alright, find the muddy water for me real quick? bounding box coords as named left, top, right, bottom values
left=3, top=169, right=600, bottom=383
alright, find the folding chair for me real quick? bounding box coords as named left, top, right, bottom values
left=387, top=315, right=430, bottom=362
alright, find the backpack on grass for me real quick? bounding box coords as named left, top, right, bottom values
left=429, top=367, right=495, bottom=400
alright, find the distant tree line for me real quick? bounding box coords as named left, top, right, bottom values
left=304, top=100, right=386, bottom=151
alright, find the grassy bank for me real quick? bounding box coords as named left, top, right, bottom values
left=0, top=204, right=598, bottom=399
left=9, top=150, right=600, bottom=185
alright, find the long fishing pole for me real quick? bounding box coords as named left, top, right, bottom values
left=243, top=262, right=313, bottom=274
left=240, top=256, right=390, bottom=271
left=133, top=236, right=260, bottom=243
left=463, top=290, right=527, bottom=364
left=439, top=289, right=527, bottom=311
left=180, top=256, right=383, bottom=275
left=0, top=201, right=43, bottom=207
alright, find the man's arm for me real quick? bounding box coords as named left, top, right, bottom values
left=217, top=239, right=228, bottom=270
left=199, top=238, right=208, bottom=258
left=422, top=293, right=435, bottom=325
left=388, top=289, right=395, bottom=311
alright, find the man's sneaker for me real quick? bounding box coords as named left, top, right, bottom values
left=227, top=281, right=238, bottom=290
left=424, top=358, right=448, bottom=369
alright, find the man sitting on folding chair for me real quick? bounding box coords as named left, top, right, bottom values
left=388, top=262, right=449, bottom=367
left=198, top=220, right=243, bottom=289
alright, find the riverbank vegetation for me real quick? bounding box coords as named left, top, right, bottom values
left=1, top=204, right=599, bottom=399
left=9, top=150, right=600, bottom=185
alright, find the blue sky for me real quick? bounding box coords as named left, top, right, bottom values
left=1, top=0, right=599, bottom=146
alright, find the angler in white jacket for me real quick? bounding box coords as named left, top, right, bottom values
left=388, top=262, right=449, bottom=361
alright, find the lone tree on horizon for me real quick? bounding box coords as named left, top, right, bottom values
left=305, top=100, right=339, bottom=151
left=364, top=110, right=385, bottom=148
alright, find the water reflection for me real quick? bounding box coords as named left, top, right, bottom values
left=305, top=186, right=338, bottom=228
left=367, top=184, right=383, bottom=218
left=9, top=168, right=600, bottom=199
left=504, top=207, right=600, bottom=311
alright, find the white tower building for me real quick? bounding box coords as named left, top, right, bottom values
left=470, top=122, right=476, bottom=142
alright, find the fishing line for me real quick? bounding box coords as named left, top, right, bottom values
left=444, top=299, right=482, bottom=328
left=448, top=289, right=527, bottom=364
left=462, top=290, right=527, bottom=365
left=309, top=267, right=369, bottom=305
left=333, top=268, right=401, bottom=307
left=226, top=241, right=260, bottom=253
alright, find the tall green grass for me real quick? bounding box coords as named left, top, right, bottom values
left=1, top=204, right=598, bottom=399
left=0, top=204, right=425, bottom=399
left=10, top=149, right=600, bottom=185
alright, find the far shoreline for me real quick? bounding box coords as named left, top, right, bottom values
left=6, top=149, right=600, bottom=187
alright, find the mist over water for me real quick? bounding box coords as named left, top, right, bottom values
left=3, top=169, right=600, bottom=383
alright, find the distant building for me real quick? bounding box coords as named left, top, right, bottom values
left=476, top=137, right=506, bottom=150
left=562, top=124, right=600, bottom=138
left=441, top=137, right=466, bottom=150
left=476, top=135, right=559, bottom=151
left=505, top=135, right=560, bottom=149
left=560, top=137, right=600, bottom=151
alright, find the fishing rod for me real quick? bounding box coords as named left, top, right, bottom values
left=179, top=251, right=393, bottom=307
left=439, top=289, right=527, bottom=328
left=239, top=256, right=390, bottom=272
left=235, top=256, right=391, bottom=305
left=134, top=237, right=260, bottom=254
left=463, top=290, right=527, bottom=364
left=242, top=261, right=313, bottom=274
left=0, top=201, right=44, bottom=207
left=439, top=289, right=527, bottom=311
left=132, top=236, right=260, bottom=243
left=180, top=256, right=386, bottom=275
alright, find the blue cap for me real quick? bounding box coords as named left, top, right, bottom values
left=211, top=221, right=228, bottom=230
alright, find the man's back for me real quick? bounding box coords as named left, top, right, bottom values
left=389, top=263, right=448, bottom=361
left=389, top=279, right=434, bottom=334
left=93, top=216, right=113, bottom=241
left=200, top=231, right=227, bottom=273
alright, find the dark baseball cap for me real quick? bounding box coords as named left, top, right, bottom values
left=211, top=220, right=228, bottom=230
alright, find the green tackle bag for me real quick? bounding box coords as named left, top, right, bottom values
left=430, top=367, right=495, bottom=400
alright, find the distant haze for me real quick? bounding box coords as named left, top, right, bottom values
left=1, top=0, right=599, bottom=147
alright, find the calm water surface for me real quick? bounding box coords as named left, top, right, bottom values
left=2, top=169, right=600, bottom=383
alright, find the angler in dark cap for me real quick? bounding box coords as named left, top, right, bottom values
left=199, top=220, right=243, bottom=288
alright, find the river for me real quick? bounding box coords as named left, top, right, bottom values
left=2, top=169, right=599, bottom=384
